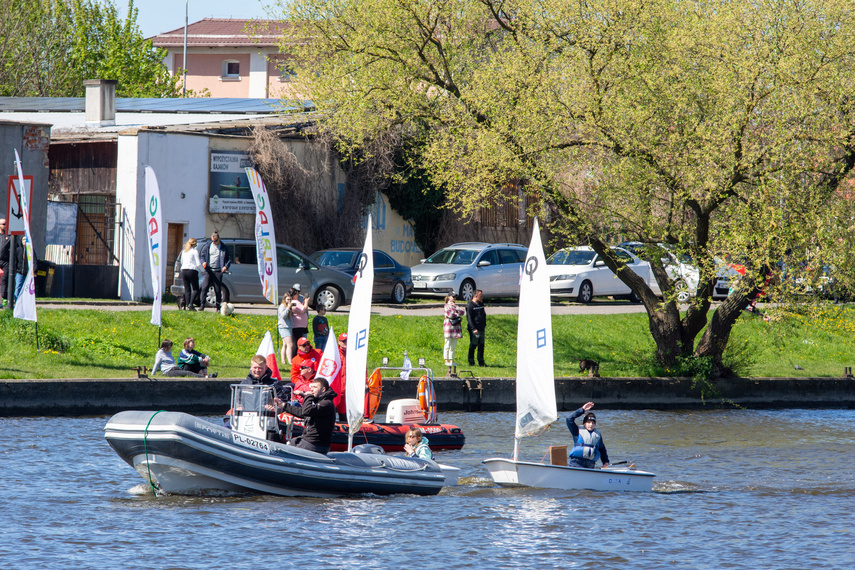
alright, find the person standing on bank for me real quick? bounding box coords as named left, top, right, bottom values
left=289, top=284, right=309, bottom=353
left=199, top=231, right=232, bottom=312
left=466, top=289, right=487, bottom=366
left=443, top=294, right=466, bottom=377
left=179, top=238, right=203, bottom=310
left=566, top=401, right=610, bottom=469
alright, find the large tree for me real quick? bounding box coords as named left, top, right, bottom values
left=0, top=0, right=179, bottom=97
left=272, top=0, right=855, bottom=376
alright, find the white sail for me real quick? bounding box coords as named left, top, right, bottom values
left=346, top=214, right=374, bottom=437
left=515, top=218, right=557, bottom=439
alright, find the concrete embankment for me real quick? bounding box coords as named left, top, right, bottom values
left=2, top=376, right=854, bottom=416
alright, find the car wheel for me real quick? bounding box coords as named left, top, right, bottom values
left=459, top=279, right=476, bottom=302
left=578, top=281, right=593, bottom=303
left=314, top=285, right=341, bottom=312
left=391, top=281, right=407, bottom=304
left=674, top=279, right=691, bottom=303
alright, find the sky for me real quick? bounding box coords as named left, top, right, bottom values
left=112, top=0, right=275, bottom=38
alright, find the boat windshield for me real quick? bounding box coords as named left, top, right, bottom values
left=547, top=250, right=596, bottom=266
left=230, top=384, right=278, bottom=437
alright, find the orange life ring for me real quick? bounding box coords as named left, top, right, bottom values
left=365, top=368, right=383, bottom=420
left=417, top=375, right=437, bottom=424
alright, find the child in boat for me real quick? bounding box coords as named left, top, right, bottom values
left=404, top=427, right=433, bottom=460
left=566, top=401, right=610, bottom=469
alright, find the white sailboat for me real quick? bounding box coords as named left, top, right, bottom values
left=483, top=219, right=655, bottom=492
left=344, top=214, right=459, bottom=486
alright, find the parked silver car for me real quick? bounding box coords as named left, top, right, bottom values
left=410, top=242, right=528, bottom=301
left=171, top=238, right=354, bottom=311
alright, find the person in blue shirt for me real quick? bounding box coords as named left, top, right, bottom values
left=566, top=401, right=610, bottom=469
left=312, top=305, right=330, bottom=350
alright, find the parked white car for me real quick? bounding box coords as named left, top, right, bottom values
left=547, top=246, right=653, bottom=303
left=619, top=242, right=700, bottom=302
left=410, top=242, right=528, bottom=301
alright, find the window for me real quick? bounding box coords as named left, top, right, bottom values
left=277, top=248, right=303, bottom=268
left=499, top=249, right=524, bottom=265
left=222, top=60, right=240, bottom=79
left=234, top=244, right=257, bottom=265
left=373, top=252, right=394, bottom=268
left=279, top=63, right=296, bottom=82
left=478, top=250, right=499, bottom=266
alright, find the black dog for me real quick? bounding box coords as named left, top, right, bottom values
left=579, top=359, right=600, bottom=377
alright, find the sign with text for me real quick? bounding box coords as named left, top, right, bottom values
left=6, top=175, right=33, bottom=235
left=209, top=151, right=255, bottom=214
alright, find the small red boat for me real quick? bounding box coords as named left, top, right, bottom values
left=282, top=368, right=466, bottom=452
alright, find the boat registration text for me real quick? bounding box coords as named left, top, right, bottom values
left=232, top=432, right=272, bottom=454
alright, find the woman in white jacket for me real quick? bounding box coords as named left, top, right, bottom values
left=180, top=238, right=204, bottom=310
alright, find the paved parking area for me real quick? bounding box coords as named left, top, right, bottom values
left=35, top=298, right=656, bottom=316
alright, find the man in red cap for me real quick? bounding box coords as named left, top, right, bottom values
left=291, top=336, right=322, bottom=384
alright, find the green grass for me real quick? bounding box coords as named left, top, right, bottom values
left=1, top=304, right=853, bottom=379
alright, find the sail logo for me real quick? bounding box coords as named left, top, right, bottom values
left=537, top=328, right=547, bottom=348
left=356, top=328, right=367, bottom=350
left=352, top=252, right=368, bottom=284
left=524, top=255, right=539, bottom=281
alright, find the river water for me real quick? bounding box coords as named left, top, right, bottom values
left=2, top=409, right=854, bottom=569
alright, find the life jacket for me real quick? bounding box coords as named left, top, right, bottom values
left=570, top=428, right=602, bottom=461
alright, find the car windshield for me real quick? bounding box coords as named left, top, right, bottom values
left=425, top=248, right=479, bottom=265
left=547, top=250, right=596, bottom=266
left=313, top=251, right=357, bottom=269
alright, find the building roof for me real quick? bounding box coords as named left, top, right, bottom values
left=150, top=18, right=292, bottom=48
left=0, top=97, right=314, bottom=142
left=0, top=97, right=300, bottom=115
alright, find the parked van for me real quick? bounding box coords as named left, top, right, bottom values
left=170, top=238, right=354, bottom=311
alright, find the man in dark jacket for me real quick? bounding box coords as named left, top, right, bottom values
left=466, top=289, right=487, bottom=366
left=199, top=231, right=232, bottom=311
left=242, top=355, right=291, bottom=401
left=280, top=377, right=337, bottom=454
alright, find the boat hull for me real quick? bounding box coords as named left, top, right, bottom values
left=483, top=458, right=655, bottom=492
left=105, top=411, right=445, bottom=497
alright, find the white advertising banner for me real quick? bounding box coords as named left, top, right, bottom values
left=12, top=149, right=36, bottom=322
left=144, top=166, right=164, bottom=326
left=244, top=167, right=278, bottom=304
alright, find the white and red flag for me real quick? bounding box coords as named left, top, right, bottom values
left=255, top=330, right=282, bottom=380
left=318, top=324, right=343, bottom=396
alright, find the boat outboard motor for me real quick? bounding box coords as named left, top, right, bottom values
left=230, top=384, right=281, bottom=440
left=352, top=444, right=385, bottom=455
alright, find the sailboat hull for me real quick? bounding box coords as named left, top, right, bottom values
left=483, top=458, right=655, bottom=492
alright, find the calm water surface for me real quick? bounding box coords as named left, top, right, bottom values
left=2, top=409, right=854, bottom=569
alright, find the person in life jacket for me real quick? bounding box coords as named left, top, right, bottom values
left=566, top=401, right=610, bottom=469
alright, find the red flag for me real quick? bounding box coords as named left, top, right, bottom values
left=255, top=330, right=281, bottom=380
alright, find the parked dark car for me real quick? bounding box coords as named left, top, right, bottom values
left=310, top=248, right=414, bottom=304
left=171, top=238, right=354, bottom=311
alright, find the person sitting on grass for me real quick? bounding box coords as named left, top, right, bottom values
left=404, top=427, right=433, bottom=460
left=178, top=337, right=217, bottom=377
left=152, top=339, right=205, bottom=377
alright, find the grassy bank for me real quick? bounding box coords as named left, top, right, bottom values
left=0, top=304, right=853, bottom=379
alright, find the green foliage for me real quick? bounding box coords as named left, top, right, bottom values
left=271, top=0, right=855, bottom=373
left=0, top=0, right=179, bottom=97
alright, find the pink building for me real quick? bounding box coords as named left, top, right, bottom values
left=150, top=18, right=301, bottom=99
